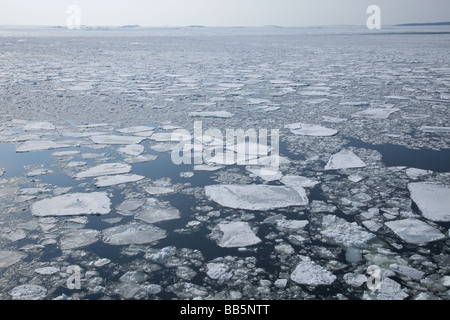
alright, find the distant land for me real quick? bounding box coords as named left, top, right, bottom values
left=396, top=22, right=450, bottom=27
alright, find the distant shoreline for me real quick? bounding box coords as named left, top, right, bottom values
left=396, top=22, right=450, bottom=27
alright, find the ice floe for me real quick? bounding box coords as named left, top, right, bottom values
left=118, top=144, right=145, bottom=156
left=75, top=163, right=131, bottom=178
left=321, top=215, right=376, bottom=248
left=31, top=192, right=111, bottom=217
left=0, top=250, right=27, bottom=268
left=91, top=135, right=144, bottom=145
left=16, top=140, right=71, bottom=153
left=325, top=150, right=366, bottom=170
left=285, top=123, right=338, bottom=136
left=205, top=184, right=308, bottom=211
left=213, top=221, right=261, bottom=248
left=385, top=219, right=445, bottom=245
left=290, top=256, right=336, bottom=286
left=408, top=182, right=450, bottom=222
left=189, top=111, right=234, bottom=118
left=95, top=174, right=145, bottom=188
left=9, top=284, right=47, bottom=300
left=419, top=126, right=450, bottom=133
left=60, top=229, right=100, bottom=250
left=135, top=199, right=181, bottom=224
left=102, top=222, right=167, bottom=245
left=353, top=108, right=399, bottom=119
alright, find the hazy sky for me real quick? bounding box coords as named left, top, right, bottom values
left=0, top=0, right=449, bottom=27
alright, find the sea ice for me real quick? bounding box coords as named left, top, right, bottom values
left=285, top=123, right=338, bottom=137
left=206, top=263, right=230, bottom=280
left=408, top=182, right=450, bottom=222
left=91, top=135, right=144, bottom=145
left=95, top=174, right=145, bottom=188
left=205, top=184, right=308, bottom=211
left=102, top=222, right=167, bottom=245
left=290, top=256, right=336, bottom=286
left=75, top=163, right=131, bottom=178
left=214, top=221, right=262, bottom=248
left=31, top=192, right=111, bottom=217
left=281, top=175, right=319, bottom=188
left=385, top=219, right=445, bottom=245
left=325, top=150, right=366, bottom=170
left=34, top=267, right=60, bottom=275
left=117, top=126, right=155, bottom=134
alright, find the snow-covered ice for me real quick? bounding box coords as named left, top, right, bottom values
left=285, top=123, right=338, bottom=136
left=91, top=135, right=144, bottom=145
left=95, top=174, right=145, bottom=187
left=102, top=222, right=167, bottom=245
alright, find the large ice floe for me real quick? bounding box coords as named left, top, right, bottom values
left=102, top=222, right=167, bottom=245
left=408, top=182, right=450, bottom=222
left=30, top=192, right=111, bottom=217
left=75, top=163, right=132, bottom=178
left=212, top=221, right=262, bottom=248
left=204, top=184, right=308, bottom=210
left=285, top=123, right=338, bottom=136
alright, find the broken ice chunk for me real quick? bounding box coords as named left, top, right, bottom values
left=124, top=154, right=158, bottom=164
left=206, top=263, right=230, bottom=280
left=325, top=150, right=366, bottom=170
left=385, top=219, right=445, bottom=245
left=390, top=264, right=424, bottom=280
left=408, top=182, right=450, bottom=222
left=290, top=256, right=336, bottom=286
left=91, top=135, right=144, bottom=145
left=285, top=123, right=338, bottom=137
left=75, top=163, right=131, bottom=178
left=214, top=221, right=261, bottom=248
left=34, top=267, right=60, bottom=275
left=405, top=168, right=430, bottom=179
left=26, top=168, right=55, bottom=177
left=95, top=174, right=145, bottom=188
left=117, top=126, right=155, bottom=134
left=31, top=192, right=111, bottom=217
left=205, top=184, right=308, bottom=211
left=102, top=222, right=167, bottom=245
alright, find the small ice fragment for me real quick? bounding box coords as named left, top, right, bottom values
left=419, top=126, right=450, bottom=133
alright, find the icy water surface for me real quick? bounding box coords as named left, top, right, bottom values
left=0, top=26, right=449, bottom=300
